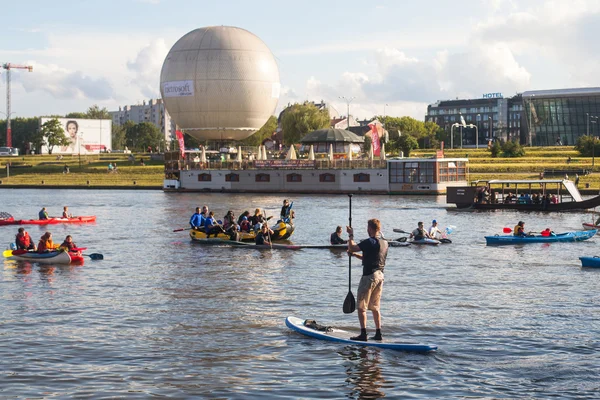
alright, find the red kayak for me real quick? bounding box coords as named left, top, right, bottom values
left=0, top=216, right=96, bottom=226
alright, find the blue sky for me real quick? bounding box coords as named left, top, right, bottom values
left=1, top=0, right=599, bottom=121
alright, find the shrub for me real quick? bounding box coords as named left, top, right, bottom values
left=575, top=135, right=600, bottom=157
left=490, top=141, right=501, bottom=157
left=501, top=140, right=526, bottom=157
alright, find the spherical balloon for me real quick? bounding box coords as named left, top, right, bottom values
left=160, top=26, right=280, bottom=141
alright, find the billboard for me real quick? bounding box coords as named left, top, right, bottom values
left=39, top=118, right=112, bottom=154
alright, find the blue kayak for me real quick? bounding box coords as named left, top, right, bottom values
left=485, top=230, right=596, bottom=245
left=579, top=256, right=600, bottom=268
left=285, top=316, right=437, bottom=353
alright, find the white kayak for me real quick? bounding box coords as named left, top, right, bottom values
left=285, top=316, right=437, bottom=353
left=9, top=250, right=72, bottom=264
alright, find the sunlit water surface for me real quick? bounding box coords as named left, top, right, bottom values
left=0, top=189, right=599, bottom=398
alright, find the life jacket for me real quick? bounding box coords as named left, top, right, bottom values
left=514, top=225, right=524, bottom=236
left=38, top=239, right=54, bottom=253
left=16, top=233, right=31, bottom=248
left=240, top=220, right=251, bottom=232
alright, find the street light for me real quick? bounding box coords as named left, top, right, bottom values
left=78, top=132, right=84, bottom=169
left=590, top=115, right=598, bottom=167
left=450, top=123, right=460, bottom=149
left=476, top=114, right=481, bottom=148
left=488, top=116, right=493, bottom=142
left=339, top=96, right=356, bottom=129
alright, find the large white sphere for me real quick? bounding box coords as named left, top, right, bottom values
left=160, top=26, right=280, bottom=141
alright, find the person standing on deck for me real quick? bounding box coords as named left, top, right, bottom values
left=346, top=219, right=389, bottom=342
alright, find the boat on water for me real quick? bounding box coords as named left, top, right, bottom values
left=579, top=256, right=600, bottom=268
left=447, top=179, right=600, bottom=211
left=0, top=216, right=96, bottom=226
left=189, top=219, right=295, bottom=242
left=485, top=230, right=596, bottom=245
left=7, top=249, right=84, bottom=264
left=582, top=223, right=600, bottom=234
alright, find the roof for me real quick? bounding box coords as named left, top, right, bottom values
left=522, top=87, right=600, bottom=98
left=300, top=128, right=364, bottom=143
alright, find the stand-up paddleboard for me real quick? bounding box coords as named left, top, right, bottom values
left=285, top=316, right=437, bottom=352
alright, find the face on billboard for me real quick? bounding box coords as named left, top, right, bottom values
left=66, top=121, right=79, bottom=139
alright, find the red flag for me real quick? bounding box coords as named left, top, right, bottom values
left=175, top=130, right=185, bottom=159
left=368, top=123, right=380, bottom=156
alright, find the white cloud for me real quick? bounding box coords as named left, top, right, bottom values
left=127, top=39, right=169, bottom=98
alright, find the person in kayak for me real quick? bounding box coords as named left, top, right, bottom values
left=428, top=220, right=444, bottom=239
left=239, top=216, right=251, bottom=232
left=330, top=226, right=348, bottom=245
left=37, top=232, right=55, bottom=253
left=346, top=218, right=388, bottom=341
left=237, top=210, right=251, bottom=225
left=410, top=222, right=431, bottom=241
left=250, top=209, right=266, bottom=231
left=62, top=206, right=72, bottom=218
left=39, top=207, right=49, bottom=220
left=255, top=224, right=274, bottom=245
left=541, top=228, right=556, bottom=237
left=189, top=207, right=204, bottom=230
left=204, top=211, right=225, bottom=237
left=514, top=221, right=527, bottom=237
left=15, top=227, right=36, bottom=251
left=60, top=235, right=77, bottom=251
left=280, top=199, right=291, bottom=221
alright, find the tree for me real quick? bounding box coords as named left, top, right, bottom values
left=0, top=117, right=40, bottom=150
left=397, top=135, right=419, bottom=157
left=363, top=135, right=372, bottom=155
left=111, top=123, right=127, bottom=150
left=240, top=116, right=278, bottom=146
left=125, top=122, right=163, bottom=151
left=65, top=112, right=87, bottom=119
left=40, top=118, right=70, bottom=154
left=86, top=105, right=111, bottom=119
left=281, top=102, right=330, bottom=145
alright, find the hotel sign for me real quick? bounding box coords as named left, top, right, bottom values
left=483, top=92, right=503, bottom=99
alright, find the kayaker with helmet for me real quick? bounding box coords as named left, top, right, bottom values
left=428, top=220, right=444, bottom=239
left=346, top=218, right=389, bottom=342
left=410, top=222, right=431, bottom=241
left=15, top=227, right=35, bottom=251
left=39, top=207, right=49, bottom=220
left=514, top=221, right=527, bottom=237
left=37, top=232, right=55, bottom=253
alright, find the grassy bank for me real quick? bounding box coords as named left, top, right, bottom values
left=2, top=146, right=600, bottom=191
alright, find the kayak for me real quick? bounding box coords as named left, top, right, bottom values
left=579, top=256, right=600, bottom=268
left=8, top=249, right=84, bottom=264
left=285, top=316, right=437, bottom=353
left=582, top=223, right=600, bottom=234
left=0, top=216, right=96, bottom=226
left=485, top=230, right=596, bottom=245
left=411, top=238, right=441, bottom=245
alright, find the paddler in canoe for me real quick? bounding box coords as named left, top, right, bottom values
left=59, top=235, right=77, bottom=251
left=62, top=206, right=72, bottom=218
left=346, top=218, right=388, bottom=342
left=15, top=227, right=36, bottom=251
left=189, top=207, right=204, bottom=230
left=255, top=224, right=274, bottom=245
left=37, top=232, right=55, bottom=253
left=410, top=222, right=432, bottom=241
left=39, top=207, right=49, bottom=220
left=428, top=220, right=444, bottom=240
left=330, top=226, right=348, bottom=245
left=514, top=221, right=528, bottom=237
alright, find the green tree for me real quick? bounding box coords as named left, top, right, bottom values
left=397, top=135, right=419, bottom=157
left=65, top=112, right=87, bottom=119
left=281, top=102, right=330, bottom=145
left=111, top=123, right=127, bottom=150
left=575, top=135, right=600, bottom=157
left=125, top=122, right=163, bottom=152
left=86, top=105, right=111, bottom=119
left=240, top=116, right=278, bottom=146
left=40, top=118, right=70, bottom=154
left=363, top=135, right=372, bottom=155
left=501, top=140, right=526, bottom=157
left=0, top=117, right=40, bottom=151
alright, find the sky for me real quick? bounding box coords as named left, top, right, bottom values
left=1, top=0, right=600, bottom=122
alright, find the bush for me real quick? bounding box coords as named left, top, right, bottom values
left=501, top=140, right=526, bottom=157
left=490, top=141, right=501, bottom=157
left=575, top=136, right=600, bottom=157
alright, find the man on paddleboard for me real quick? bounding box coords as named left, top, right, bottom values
left=346, top=219, right=389, bottom=341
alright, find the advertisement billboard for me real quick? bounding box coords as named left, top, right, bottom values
left=39, top=118, right=112, bottom=154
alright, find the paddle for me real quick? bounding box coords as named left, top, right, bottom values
left=86, top=253, right=104, bottom=260
left=393, top=228, right=410, bottom=234
left=3, top=249, right=15, bottom=257
left=263, top=209, right=273, bottom=250
left=172, top=227, right=189, bottom=232
left=503, top=227, right=512, bottom=233
left=343, top=194, right=356, bottom=314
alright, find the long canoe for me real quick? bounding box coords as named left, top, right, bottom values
left=0, top=216, right=96, bottom=226
left=7, top=250, right=84, bottom=264
left=485, top=230, right=596, bottom=245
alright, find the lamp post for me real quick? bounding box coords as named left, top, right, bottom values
left=450, top=123, right=460, bottom=149
left=476, top=114, right=481, bottom=148
left=78, top=132, right=84, bottom=169
left=590, top=115, right=598, bottom=167
left=488, top=116, right=493, bottom=142
left=339, top=96, right=355, bottom=129
left=467, top=124, right=479, bottom=148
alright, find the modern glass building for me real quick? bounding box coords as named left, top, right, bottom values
left=522, top=88, right=600, bottom=146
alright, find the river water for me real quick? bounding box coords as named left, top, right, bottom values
left=0, top=189, right=599, bottom=398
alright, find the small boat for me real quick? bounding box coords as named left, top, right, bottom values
left=582, top=223, right=600, bottom=234
left=485, top=230, right=597, bottom=245
left=0, top=216, right=96, bottom=226
left=579, top=256, right=600, bottom=268
left=8, top=249, right=84, bottom=264
left=189, top=220, right=295, bottom=242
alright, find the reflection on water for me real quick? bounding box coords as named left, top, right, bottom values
left=0, top=189, right=599, bottom=398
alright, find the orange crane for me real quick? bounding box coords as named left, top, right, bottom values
left=2, top=63, right=33, bottom=147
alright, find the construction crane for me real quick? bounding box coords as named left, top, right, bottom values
left=2, top=63, right=33, bottom=147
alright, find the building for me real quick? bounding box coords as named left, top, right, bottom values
left=522, top=88, right=600, bottom=146
left=426, top=93, right=524, bottom=148
left=109, top=99, right=176, bottom=148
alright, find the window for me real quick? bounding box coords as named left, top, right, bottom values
left=198, top=173, right=211, bottom=182
left=256, top=173, right=270, bottom=182
left=287, top=173, right=302, bottom=182
left=320, top=173, right=335, bottom=182
left=353, top=173, right=370, bottom=182
left=225, top=173, right=239, bottom=182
